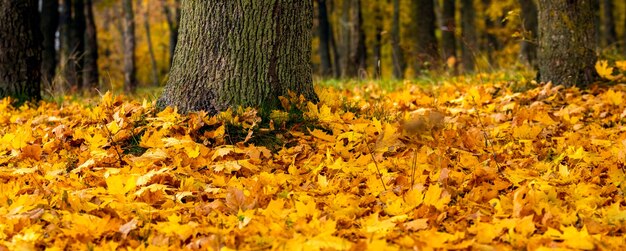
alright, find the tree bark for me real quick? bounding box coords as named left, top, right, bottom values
left=390, top=0, right=405, bottom=79
left=122, top=0, right=137, bottom=93
left=518, top=0, right=538, bottom=67
left=158, top=1, right=318, bottom=114
left=349, top=0, right=366, bottom=78
left=41, top=0, right=59, bottom=87
left=601, top=0, right=617, bottom=47
left=461, top=0, right=477, bottom=72
left=537, top=0, right=597, bottom=87
left=143, top=2, right=159, bottom=87
left=482, top=0, right=500, bottom=65
left=412, top=0, right=438, bottom=72
left=441, top=0, right=456, bottom=62
left=317, top=0, right=333, bottom=77
left=373, top=0, right=382, bottom=79
left=73, top=0, right=86, bottom=86
left=83, top=0, right=99, bottom=91
left=0, top=0, right=41, bottom=101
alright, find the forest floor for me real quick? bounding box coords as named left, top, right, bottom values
left=2, top=70, right=626, bottom=250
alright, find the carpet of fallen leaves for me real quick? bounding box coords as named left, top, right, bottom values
left=2, top=73, right=626, bottom=250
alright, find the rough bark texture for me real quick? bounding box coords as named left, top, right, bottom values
left=518, top=0, right=538, bottom=67
left=317, top=0, right=333, bottom=77
left=461, top=0, right=477, bottom=72
left=122, top=0, right=137, bottom=93
left=412, top=0, right=438, bottom=72
left=83, top=0, right=99, bottom=91
left=537, top=0, right=597, bottom=87
left=391, top=0, right=405, bottom=79
left=0, top=0, right=41, bottom=101
left=158, top=1, right=318, bottom=114
left=441, top=0, right=456, bottom=63
left=41, top=0, right=59, bottom=86
left=601, top=0, right=617, bottom=47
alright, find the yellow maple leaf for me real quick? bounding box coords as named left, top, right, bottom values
left=595, top=60, right=617, bottom=80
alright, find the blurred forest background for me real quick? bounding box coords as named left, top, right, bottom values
left=41, top=0, right=626, bottom=94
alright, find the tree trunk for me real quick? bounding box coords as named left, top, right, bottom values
left=328, top=6, right=341, bottom=78
left=83, top=0, right=99, bottom=91
left=0, top=0, right=41, bottom=101
left=158, top=1, right=318, bottom=114
left=461, top=0, right=477, bottom=72
left=441, top=0, right=457, bottom=70
left=59, top=0, right=77, bottom=88
left=412, top=0, right=438, bottom=73
left=373, top=1, right=382, bottom=78
left=391, top=0, right=405, bottom=79
left=349, top=0, right=366, bottom=78
left=73, top=0, right=86, bottom=86
left=601, top=0, right=617, bottom=47
left=162, top=0, right=180, bottom=69
left=317, top=0, right=333, bottom=77
left=122, top=0, right=137, bottom=93
left=143, top=2, right=159, bottom=87
left=537, top=0, right=597, bottom=87
left=518, top=0, right=538, bottom=67
left=41, top=0, right=59, bottom=87
left=482, top=0, right=500, bottom=66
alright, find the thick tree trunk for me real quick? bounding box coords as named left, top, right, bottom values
left=83, top=0, right=99, bottom=91
left=391, top=0, right=405, bottom=79
left=0, top=0, right=41, bottom=101
left=441, top=0, right=456, bottom=67
left=537, top=0, right=597, bottom=87
left=412, top=0, right=438, bottom=73
left=162, top=0, right=180, bottom=69
left=143, top=2, right=159, bottom=87
left=158, top=1, right=318, bottom=114
left=41, top=0, right=59, bottom=86
left=601, top=0, right=617, bottom=47
left=461, top=0, right=477, bottom=72
left=317, top=0, right=333, bottom=77
left=518, top=0, right=538, bottom=67
left=122, top=0, right=137, bottom=93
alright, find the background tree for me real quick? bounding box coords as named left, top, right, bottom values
left=60, top=0, right=77, bottom=87
left=83, top=0, right=99, bottom=91
left=602, top=0, right=617, bottom=48
left=411, top=0, right=438, bottom=73
left=440, top=0, right=457, bottom=71
left=143, top=1, right=159, bottom=87
left=158, top=1, right=318, bottom=114
left=461, top=0, right=477, bottom=72
left=162, top=0, right=180, bottom=69
left=0, top=0, right=42, bottom=101
left=390, top=0, right=405, bottom=79
left=122, top=0, right=137, bottom=93
left=537, top=0, right=597, bottom=87
left=317, top=0, right=334, bottom=78
left=372, top=1, right=383, bottom=78
left=41, top=0, right=59, bottom=87
left=518, top=0, right=538, bottom=67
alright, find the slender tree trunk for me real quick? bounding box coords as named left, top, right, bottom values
left=412, top=0, right=438, bottom=73
left=59, top=0, right=77, bottom=88
left=73, top=0, right=86, bottom=86
left=0, top=0, right=42, bottom=101
left=441, top=0, right=456, bottom=72
left=518, top=0, right=538, bottom=68
left=391, top=0, right=405, bottom=79
left=83, top=0, right=99, bottom=91
left=461, top=0, right=477, bottom=72
left=482, top=0, right=500, bottom=66
left=162, top=0, right=180, bottom=69
left=602, top=0, right=617, bottom=47
left=41, top=0, right=59, bottom=87
left=624, top=3, right=626, bottom=56
left=373, top=1, right=382, bottom=79
left=143, top=2, right=159, bottom=87
left=537, top=0, right=597, bottom=87
left=317, top=0, right=333, bottom=77
left=592, top=0, right=600, bottom=50
left=122, top=0, right=137, bottom=93
left=340, top=0, right=350, bottom=77
left=329, top=8, right=341, bottom=78
left=158, top=1, right=318, bottom=114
